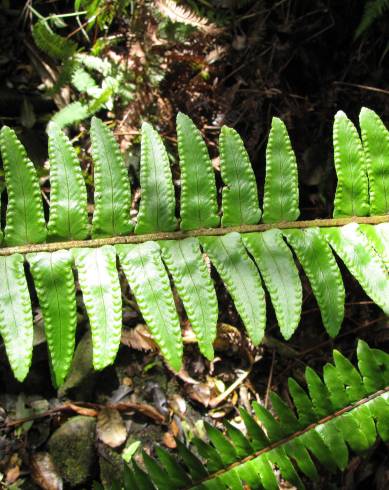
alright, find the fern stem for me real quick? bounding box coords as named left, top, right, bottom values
left=0, top=215, right=388, bottom=257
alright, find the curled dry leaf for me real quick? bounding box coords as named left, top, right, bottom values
left=213, top=323, right=243, bottom=352
left=5, top=454, right=21, bottom=485
left=155, top=0, right=222, bottom=34
left=112, top=401, right=166, bottom=424
left=175, top=366, right=199, bottom=385
left=97, top=408, right=127, bottom=448
left=6, top=467, right=20, bottom=485
left=169, top=418, right=180, bottom=438
left=169, top=394, right=187, bottom=416
left=30, top=452, right=63, bottom=490
left=121, top=324, right=158, bottom=351
left=162, top=431, right=176, bottom=449
left=185, top=383, right=212, bottom=407
left=181, top=321, right=197, bottom=344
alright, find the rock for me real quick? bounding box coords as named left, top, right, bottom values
left=98, top=444, right=124, bottom=488
left=48, top=416, right=96, bottom=487
left=30, top=452, right=63, bottom=490
left=58, top=332, right=95, bottom=400
left=97, top=408, right=127, bottom=448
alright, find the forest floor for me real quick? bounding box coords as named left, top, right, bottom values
left=0, top=1, right=388, bottom=488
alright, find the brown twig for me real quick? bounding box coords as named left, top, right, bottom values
left=208, top=370, right=251, bottom=408
left=334, top=81, right=389, bottom=96
left=297, top=316, right=385, bottom=358
left=264, top=349, right=276, bottom=409
left=5, top=400, right=166, bottom=428
left=1, top=215, right=388, bottom=257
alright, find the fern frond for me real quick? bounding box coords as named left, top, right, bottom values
left=219, top=126, right=261, bottom=226
left=90, top=117, right=133, bottom=237
left=200, top=232, right=266, bottom=346
left=333, top=111, right=369, bottom=218
left=155, top=0, right=220, bottom=34
left=73, top=246, right=122, bottom=371
left=0, top=127, right=46, bottom=246
left=32, top=20, right=78, bottom=61
left=76, top=53, right=112, bottom=75
left=243, top=229, right=302, bottom=340
left=136, top=122, right=177, bottom=234
left=177, top=112, right=219, bottom=230
left=71, top=67, right=99, bottom=93
left=359, top=222, right=389, bottom=272
left=0, top=108, right=388, bottom=382
left=117, top=242, right=183, bottom=372
left=283, top=227, right=345, bottom=337
left=359, top=107, right=389, bottom=215
left=123, top=340, right=389, bottom=489
left=160, top=237, right=218, bottom=360
left=27, top=250, right=77, bottom=386
left=322, top=223, right=389, bottom=315
left=0, top=254, right=33, bottom=381
left=263, top=117, right=299, bottom=223
left=354, top=0, right=389, bottom=39
left=47, top=124, right=89, bottom=240
left=50, top=101, right=91, bottom=128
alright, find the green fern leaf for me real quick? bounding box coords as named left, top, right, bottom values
left=116, top=242, right=183, bottom=372
left=322, top=223, right=389, bottom=315
left=136, top=122, right=177, bottom=233
left=47, top=124, right=89, bottom=240
left=49, top=58, right=79, bottom=95
left=177, top=113, right=219, bottom=230
left=155, top=446, right=191, bottom=487
left=160, top=238, right=217, bottom=360
left=200, top=232, right=266, bottom=346
left=333, top=111, right=369, bottom=218
left=323, top=361, right=349, bottom=410
left=32, top=20, right=78, bottom=61
left=354, top=0, right=389, bottom=38
left=50, top=101, right=91, bottom=128
left=27, top=250, right=77, bottom=386
left=262, top=117, right=299, bottom=223
left=357, top=339, right=389, bottom=392
left=359, top=223, right=389, bottom=272
left=90, top=117, right=133, bottom=237
left=305, top=366, right=333, bottom=419
left=359, top=107, right=389, bottom=214
left=283, top=227, right=345, bottom=337
left=77, top=53, right=112, bottom=75
left=219, top=126, right=261, bottom=226
left=71, top=67, right=98, bottom=93
left=87, top=85, right=114, bottom=114
left=0, top=109, right=388, bottom=382
left=72, top=246, right=122, bottom=370
left=124, top=341, right=389, bottom=489
left=0, top=254, right=33, bottom=381
left=0, top=127, right=46, bottom=246
left=243, top=229, right=302, bottom=340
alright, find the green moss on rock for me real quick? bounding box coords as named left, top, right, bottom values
left=48, top=415, right=96, bottom=486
